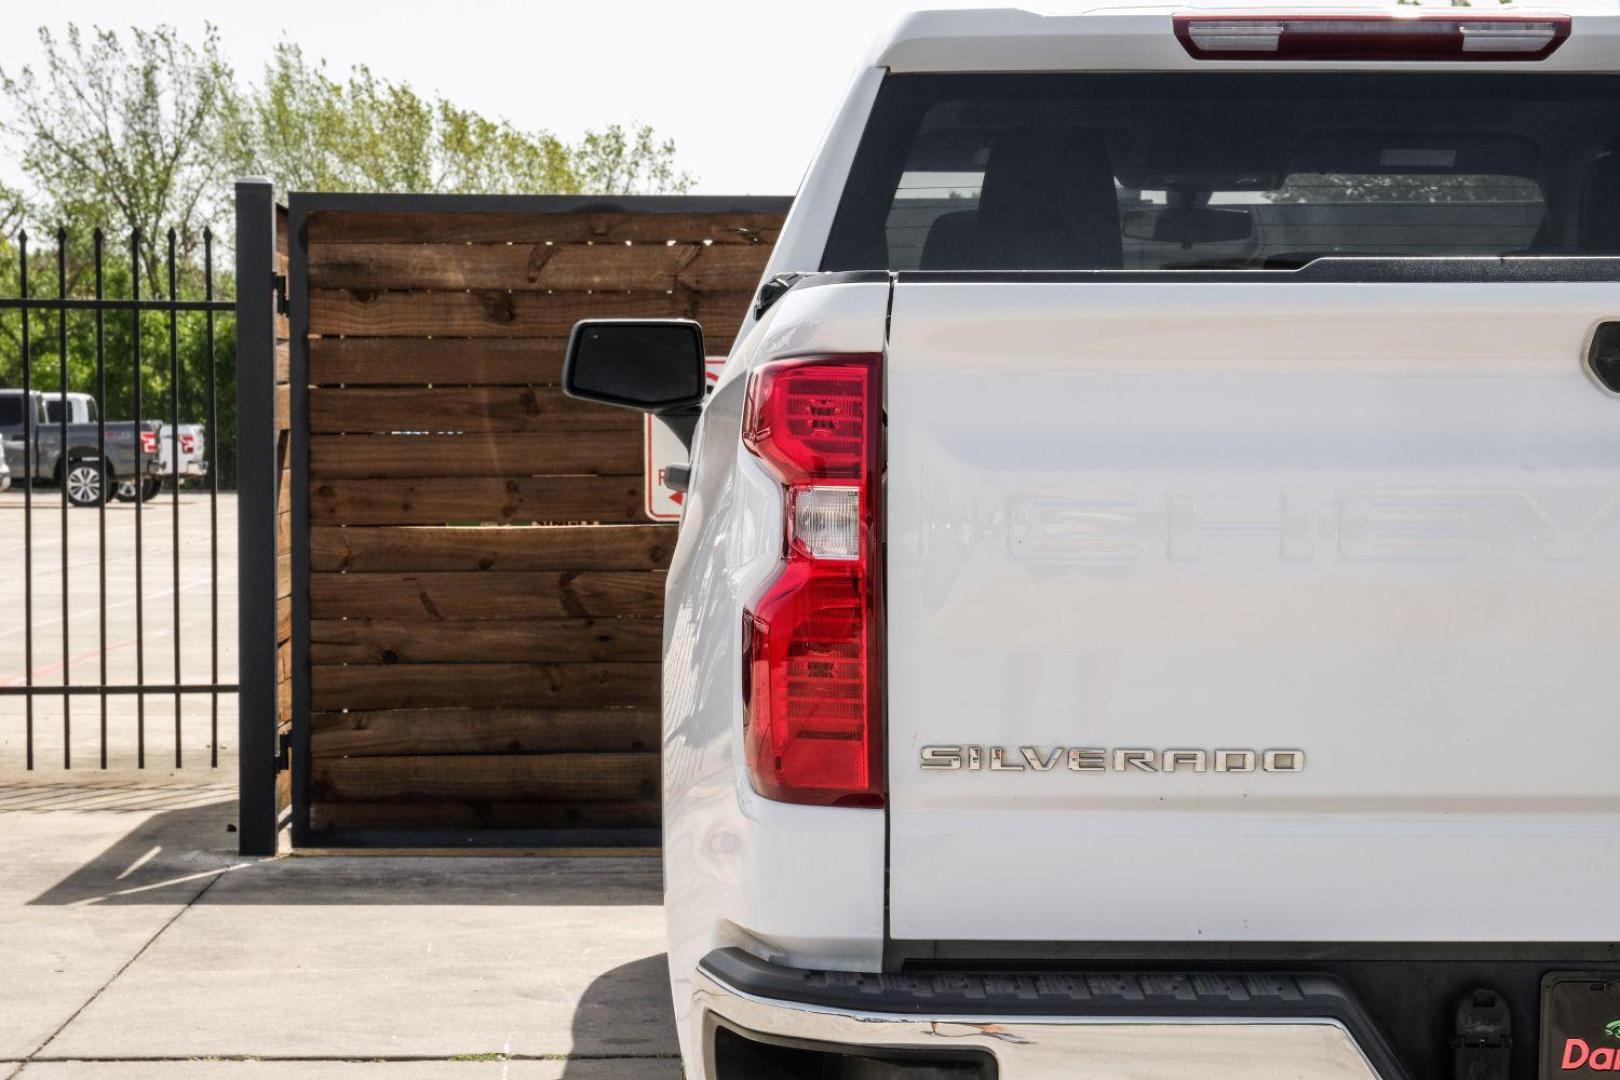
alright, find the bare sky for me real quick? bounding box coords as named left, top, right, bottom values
left=0, top=0, right=1003, bottom=196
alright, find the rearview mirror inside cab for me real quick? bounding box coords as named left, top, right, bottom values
left=562, top=319, right=706, bottom=414
left=1122, top=206, right=1253, bottom=246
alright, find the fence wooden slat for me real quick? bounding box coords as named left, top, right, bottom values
left=308, top=242, right=772, bottom=293
left=310, top=617, right=662, bottom=664
left=309, top=338, right=567, bottom=386
left=309, top=431, right=641, bottom=479
left=308, top=288, right=751, bottom=340
left=307, top=386, right=639, bottom=434
left=309, top=242, right=704, bottom=292
left=306, top=209, right=784, bottom=246
left=309, top=799, right=662, bottom=831
left=675, top=244, right=776, bottom=293
left=310, top=707, right=660, bottom=757
left=311, top=751, right=661, bottom=802
left=306, top=335, right=734, bottom=386
left=310, top=570, right=665, bottom=620
left=311, top=475, right=645, bottom=526
left=309, top=524, right=673, bottom=573
left=311, top=662, right=661, bottom=711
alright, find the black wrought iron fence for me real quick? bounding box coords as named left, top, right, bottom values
left=0, top=224, right=236, bottom=769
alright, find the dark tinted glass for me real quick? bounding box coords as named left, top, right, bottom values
left=0, top=397, right=22, bottom=426
left=44, top=400, right=64, bottom=422
left=823, top=73, right=1620, bottom=273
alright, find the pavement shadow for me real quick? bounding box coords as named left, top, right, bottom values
left=28, top=794, right=667, bottom=906
left=27, top=797, right=242, bottom=906
left=563, top=952, right=683, bottom=1078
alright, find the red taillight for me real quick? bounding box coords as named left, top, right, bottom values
left=1174, top=14, right=1569, bottom=62
left=741, top=355, right=884, bottom=808
left=140, top=431, right=158, bottom=454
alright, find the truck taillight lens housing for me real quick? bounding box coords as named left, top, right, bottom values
left=741, top=355, right=884, bottom=808
left=140, top=431, right=158, bottom=454
left=1174, top=14, right=1569, bottom=62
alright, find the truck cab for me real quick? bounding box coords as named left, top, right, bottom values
left=42, top=391, right=207, bottom=500
left=1, top=389, right=162, bottom=506
left=568, top=8, right=1620, bottom=1078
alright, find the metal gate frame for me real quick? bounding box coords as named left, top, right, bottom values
left=235, top=179, right=288, bottom=855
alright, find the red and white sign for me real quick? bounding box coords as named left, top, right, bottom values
left=644, top=358, right=727, bottom=521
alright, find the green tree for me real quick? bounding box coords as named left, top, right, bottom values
left=0, top=25, right=239, bottom=286
left=222, top=43, right=578, bottom=195
left=576, top=123, right=694, bottom=195
left=223, top=42, right=691, bottom=197
left=0, top=24, right=695, bottom=485
left=0, top=181, right=26, bottom=238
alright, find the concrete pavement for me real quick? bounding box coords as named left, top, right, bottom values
left=0, top=774, right=678, bottom=1079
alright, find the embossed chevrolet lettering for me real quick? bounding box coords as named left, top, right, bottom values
left=919, top=746, right=1306, bottom=774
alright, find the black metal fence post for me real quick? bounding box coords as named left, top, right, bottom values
left=19, top=232, right=33, bottom=770
left=235, top=178, right=281, bottom=856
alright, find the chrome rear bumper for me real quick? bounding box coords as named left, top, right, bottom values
left=694, top=950, right=1396, bottom=1080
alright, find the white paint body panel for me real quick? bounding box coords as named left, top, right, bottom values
left=885, top=280, right=1620, bottom=941
left=871, top=8, right=1620, bottom=75
left=662, top=284, right=892, bottom=1077
left=663, top=11, right=1620, bottom=1076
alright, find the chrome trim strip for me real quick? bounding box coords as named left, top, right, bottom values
left=694, top=964, right=1386, bottom=1079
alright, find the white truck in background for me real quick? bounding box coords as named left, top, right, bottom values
left=565, top=8, right=1620, bottom=1079
left=43, top=392, right=207, bottom=501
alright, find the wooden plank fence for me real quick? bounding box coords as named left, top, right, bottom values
left=287, top=196, right=788, bottom=841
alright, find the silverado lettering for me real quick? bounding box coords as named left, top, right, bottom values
left=918, top=745, right=1307, bottom=774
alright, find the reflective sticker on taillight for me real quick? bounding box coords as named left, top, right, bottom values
left=740, top=355, right=884, bottom=808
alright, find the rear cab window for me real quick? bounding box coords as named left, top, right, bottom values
left=821, top=73, right=1620, bottom=273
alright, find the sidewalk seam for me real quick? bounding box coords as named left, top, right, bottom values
left=8, top=869, right=228, bottom=1078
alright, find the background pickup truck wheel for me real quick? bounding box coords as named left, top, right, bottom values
left=114, top=477, right=162, bottom=503
left=63, top=460, right=108, bottom=507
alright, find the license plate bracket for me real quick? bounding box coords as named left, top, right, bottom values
left=1542, top=972, right=1620, bottom=1076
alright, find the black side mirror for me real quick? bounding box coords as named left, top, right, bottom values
left=563, top=319, right=706, bottom=419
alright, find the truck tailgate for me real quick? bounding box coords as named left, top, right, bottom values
left=885, top=278, right=1620, bottom=942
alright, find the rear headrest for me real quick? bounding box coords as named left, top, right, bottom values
left=1578, top=151, right=1620, bottom=255
left=920, top=127, right=1123, bottom=271
left=976, top=127, right=1123, bottom=270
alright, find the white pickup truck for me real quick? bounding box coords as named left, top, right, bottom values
left=566, top=8, right=1620, bottom=1079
